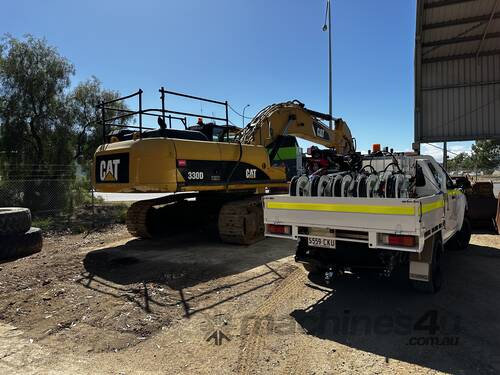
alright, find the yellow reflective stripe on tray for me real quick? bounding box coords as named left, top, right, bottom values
left=265, top=201, right=416, bottom=216
left=420, top=198, right=445, bottom=214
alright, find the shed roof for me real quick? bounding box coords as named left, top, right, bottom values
left=421, top=0, right=500, bottom=63
left=415, top=0, right=500, bottom=143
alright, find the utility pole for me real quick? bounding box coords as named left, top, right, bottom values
left=323, top=0, right=333, bottom=129
left=242, top=104, right=250, bottom=127
left=443, top=141, right=448, bottom=170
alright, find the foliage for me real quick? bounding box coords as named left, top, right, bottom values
left=32, top=216, right=54, bottom=231
left=70, top=76, right=129, bottom=161
left=71, top=176, right=104, bottom=207
left=0, top=180, right=22, bottom=207
left=471, top=140, right=500, bottom=174
left=447, top=140, right=500, bottom=174
left=447, top=152, right=473, bottom=172
left=0, top=34, right=127, bottom=216
left=0, top=34, right=75, bottom=169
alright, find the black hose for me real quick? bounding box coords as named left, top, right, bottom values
left=383, top=161, right=403, bottom=174
left=386, top=152, right=403, bottom=173
left=360, top=164, right=377, bottom=174
left=225, top=139, right=243, bottom=191
left=382, top=162, right=397, bottom=173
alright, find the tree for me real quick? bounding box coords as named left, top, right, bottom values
left=0, top=35, right=76, bottom=212
left=471, top=140, right=500, bottom=174
left=0, top=34, right=131, bottom=215
left=447, top=140, right=499, bottom=174
left=447, top=152, right=473, bottom=172
left=0, top=34, right=129, bottom=214
left=0, top=34, right=75, bottom=170
left=70, top=76, right=128, bottom=162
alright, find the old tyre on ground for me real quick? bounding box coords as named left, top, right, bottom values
left=446, top=217, right=471, bottom=251
left=0, top=208, right=31, bottom=235
left=411, top=235, right=443, bottom=294
left=0, top=227, right=43, bottom=261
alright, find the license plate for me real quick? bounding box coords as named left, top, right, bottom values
left=307, top=237, right=335, bottom=249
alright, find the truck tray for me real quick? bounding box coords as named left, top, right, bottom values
left=263, top=194, right=445, bottom=253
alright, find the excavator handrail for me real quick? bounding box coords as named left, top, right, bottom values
left=98, top=88, right=231, bottom=142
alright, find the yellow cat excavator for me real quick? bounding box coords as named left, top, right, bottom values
left=92, top=88, right=354, bottom=244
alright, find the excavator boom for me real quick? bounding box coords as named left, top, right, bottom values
left=237, top=100, right=354, bottom=154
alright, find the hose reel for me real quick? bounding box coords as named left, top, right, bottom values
left=290, top=171, right=411, bottom=199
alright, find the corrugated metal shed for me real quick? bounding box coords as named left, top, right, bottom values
left=415, top=0, right=500, bottom=143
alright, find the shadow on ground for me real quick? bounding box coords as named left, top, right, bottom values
left=80, top=227, right=295, bottom=317
left=83, top=229, right=293, bottom=288
left=292, top=242, right=500, bottom=374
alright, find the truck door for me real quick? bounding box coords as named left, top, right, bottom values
left=425, top=160, right=457, bottom=240
left=440, top=165, right=461, bottom=236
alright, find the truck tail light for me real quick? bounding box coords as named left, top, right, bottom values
left=381, top=234, right=416, bottom=247
left=177, top=159, right=187, bottom=167
left=266, top=224, right=291, bottom=235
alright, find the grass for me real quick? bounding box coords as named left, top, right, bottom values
left=32, top=217, right=55, bottom=231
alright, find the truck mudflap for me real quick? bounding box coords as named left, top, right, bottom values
left=263, top=194, right=445, bottom=253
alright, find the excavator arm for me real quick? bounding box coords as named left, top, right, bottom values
left=237, top=100, right=354, bottom=154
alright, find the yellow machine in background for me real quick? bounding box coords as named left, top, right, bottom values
left=238, top=101, right=353, bottom=152
left=92, top=88, right=354, bottom=244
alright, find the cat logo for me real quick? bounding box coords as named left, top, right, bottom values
left=100, top=159, right=120, bottom=182
left=95, top=153, right=129, bottom=183
left=313, top=123, right=329, bottom=140
left=316, top=126, right=325, bottom=138
left=246, top=168, right=257, bottom=179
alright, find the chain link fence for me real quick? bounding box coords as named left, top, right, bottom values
left=0, top=163, right=126, bottom=232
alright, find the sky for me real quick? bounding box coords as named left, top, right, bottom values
left=1, top=0, right=471, bottom=160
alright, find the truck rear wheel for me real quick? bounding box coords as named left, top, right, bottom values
left=303, top=263, right=321, bottom=274
left=411, top=235, right=443, bottom=294
left=296, top=238, right=322, bottom=275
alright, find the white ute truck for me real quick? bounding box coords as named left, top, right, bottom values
left=263, top=149, right=471, bottom=293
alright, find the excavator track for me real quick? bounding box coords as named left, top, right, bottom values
left=218, top=197, right=264, bottom=245
left=127, top=192, right=265, bottom=244
left=126, top=192, right=198, bottom=238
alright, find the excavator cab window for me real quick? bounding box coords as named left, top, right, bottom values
left=188, top=122, right=215, bottom=140
left=187, top=123, right=240, bottom=142
left=212, top=126, right=227, bottom=141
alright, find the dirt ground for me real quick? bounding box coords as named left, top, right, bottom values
left=0, top=225, right=499, bottom=374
